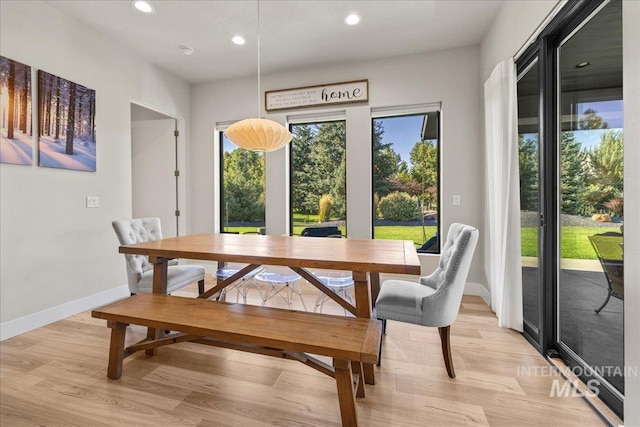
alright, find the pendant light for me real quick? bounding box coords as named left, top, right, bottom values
left=224, top=1, right=292, bottom=152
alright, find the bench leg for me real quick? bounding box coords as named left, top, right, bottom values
left=145, top=327, right=162, bottom=356
left=107, top=321, right=127, bottom=379
left=334, top=359, right=358, bottom=427
left=351, top=362, right=365, bottom=398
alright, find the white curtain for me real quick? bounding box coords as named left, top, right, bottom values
left=484, top=58, right=523, bottom=331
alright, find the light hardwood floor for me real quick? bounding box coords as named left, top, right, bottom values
left=1, top=276, right=605, bottom=426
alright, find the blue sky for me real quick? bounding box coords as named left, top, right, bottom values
left=376, top=115, right=425, bottom=163
left=522, top=100, right=623, bottom=150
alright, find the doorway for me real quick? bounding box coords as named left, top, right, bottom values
left=130, top=103, right=181, bottom=237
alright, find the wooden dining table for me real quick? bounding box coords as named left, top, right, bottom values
left=119, top=232, right=421, bottom=384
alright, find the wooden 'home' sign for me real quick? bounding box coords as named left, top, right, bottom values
left=265, top=79, right=368, bottom=112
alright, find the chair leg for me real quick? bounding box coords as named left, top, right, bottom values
left=438, top=326, right=455, bottom=378
left=594, top=289, right=613, bottom=314
left=377, top=329, right=383, bottom=367
left=198, top=279, right=205, bottom=295
left=381, top=319, right=387, bottom=335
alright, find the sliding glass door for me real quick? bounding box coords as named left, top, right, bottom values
left=517, top=58, right=543, bottom=348
left=556, top=0, right=624, bottom=411
left=516, top=0, right=624, bottom=417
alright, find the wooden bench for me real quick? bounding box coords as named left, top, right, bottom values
left=92, top=293, right=381, bottom=426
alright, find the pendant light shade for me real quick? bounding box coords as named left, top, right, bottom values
left=224, top=118, right=292, bottom=152
left=224, top=1, right=292, bottom=153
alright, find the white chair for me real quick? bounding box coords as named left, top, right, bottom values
left=375, top=223, right=479, bottom=377
left=254, top=266, right=306, bottom=310
left=112, top=218, right=205, bottom=295
left=217, top=263, right=264, bottom=303
left=312, top=270, right=354, bottom=316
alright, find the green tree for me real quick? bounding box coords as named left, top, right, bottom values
left=372, top=120, right=402, bottom=197
left=408, top=140, right=438, bottom=209
left=587, top=130, right=623, bottom=190
left=291, top=121, right=347, bottom=220
left=291, top=124, right=316, bottom=215
left=560, top=131, right=587, bottom=215
left=519, top=134, right=538, bottom=211
left=582, top=130, right=624, bottom=214
left=222, top=148, right=265, bottom=222
left=579, top=108, right=608, bottom=130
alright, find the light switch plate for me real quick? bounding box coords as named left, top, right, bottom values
left=453, top=195, right=461, bottom=206
left=86, top=196, right=99, bottom=208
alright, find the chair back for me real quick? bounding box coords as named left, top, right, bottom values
left=112, top=218, right=163, bottom=293
left=420, top=223, right=479, bottom=326
left=588, top=232, right=624, bottom=297
left=300, top=226, right=342, bottom=237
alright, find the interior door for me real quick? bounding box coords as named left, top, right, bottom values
left=131, top=118, right=178, bottom=237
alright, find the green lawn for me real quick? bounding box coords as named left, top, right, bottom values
left=373, top=226, right=437, bottom=246
left=521, top=226, right=622, bottom=260
left=226, top=224, right=615, bottom=260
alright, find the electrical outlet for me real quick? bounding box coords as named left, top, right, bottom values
left=453, top=195, right=461, bottom=206
left=86, top=196, right=99, bottom=208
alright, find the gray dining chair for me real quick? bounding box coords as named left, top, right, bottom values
left=112, top=218, right=206, bottom=295
left=375, top=223, right=479, bottom=378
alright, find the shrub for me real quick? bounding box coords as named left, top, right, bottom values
left=378, top=192, right=420, bottom=221
left=603, top=197, right=623, bottom=217
left=318, top=194, right=334, bottom=222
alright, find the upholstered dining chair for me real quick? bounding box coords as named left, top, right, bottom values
left=112, top=218, right=206, bottom=295
left=375, top=223, right=479, bottom=378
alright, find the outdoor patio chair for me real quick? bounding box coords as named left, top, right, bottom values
left=588, top=231, right=624, bottom=314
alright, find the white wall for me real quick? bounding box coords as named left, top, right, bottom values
left=480, top=0, right=559, bottom=81
left=190, top=46, right=487, bottom=288
left=0, top=1, right=191, bottom=337
left=481, top=1, right=640, bottom=424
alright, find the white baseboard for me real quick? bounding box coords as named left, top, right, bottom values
left=464, top=282, right=491, bottom=306
left=0, top=284, right=129, bottom=341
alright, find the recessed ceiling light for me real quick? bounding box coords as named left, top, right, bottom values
left=180, top=45, right=194, bottom=56
left=132, top=1, right=154, bottom=14
left=345, top=14, right=361, bottom=25
left=575, top=61, right=591, bottom=68
left=232, top=36, right=246, bottom=45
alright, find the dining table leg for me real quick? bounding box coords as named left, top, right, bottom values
left=369, top=272, right=380, bottom=309
left=352, top=271, right=375, bottom=385
left=146, top=256, right=170, bottom=356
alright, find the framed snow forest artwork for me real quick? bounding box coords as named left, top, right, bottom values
left=38, top=70, right=96, bottom=171
left=0, top=56, right=33, bottom=166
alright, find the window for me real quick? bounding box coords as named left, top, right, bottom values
left=289, top=120, right=346, bottom=236
left=219, top=132, right=265, bottom=233
left=372, top=111, right=440, bottom=253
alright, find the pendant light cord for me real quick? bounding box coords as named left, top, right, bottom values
left=257, top=0, right=261, bottom=118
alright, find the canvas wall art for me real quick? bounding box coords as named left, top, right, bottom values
left=0, top=56, right=33, bottom=165
left=38, top=70, right=96, bottom=171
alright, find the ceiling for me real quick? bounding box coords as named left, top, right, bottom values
left=45, top=0, right=504, bottom=84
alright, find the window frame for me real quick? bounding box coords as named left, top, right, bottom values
left=370, top=105, right=442, bottom=254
